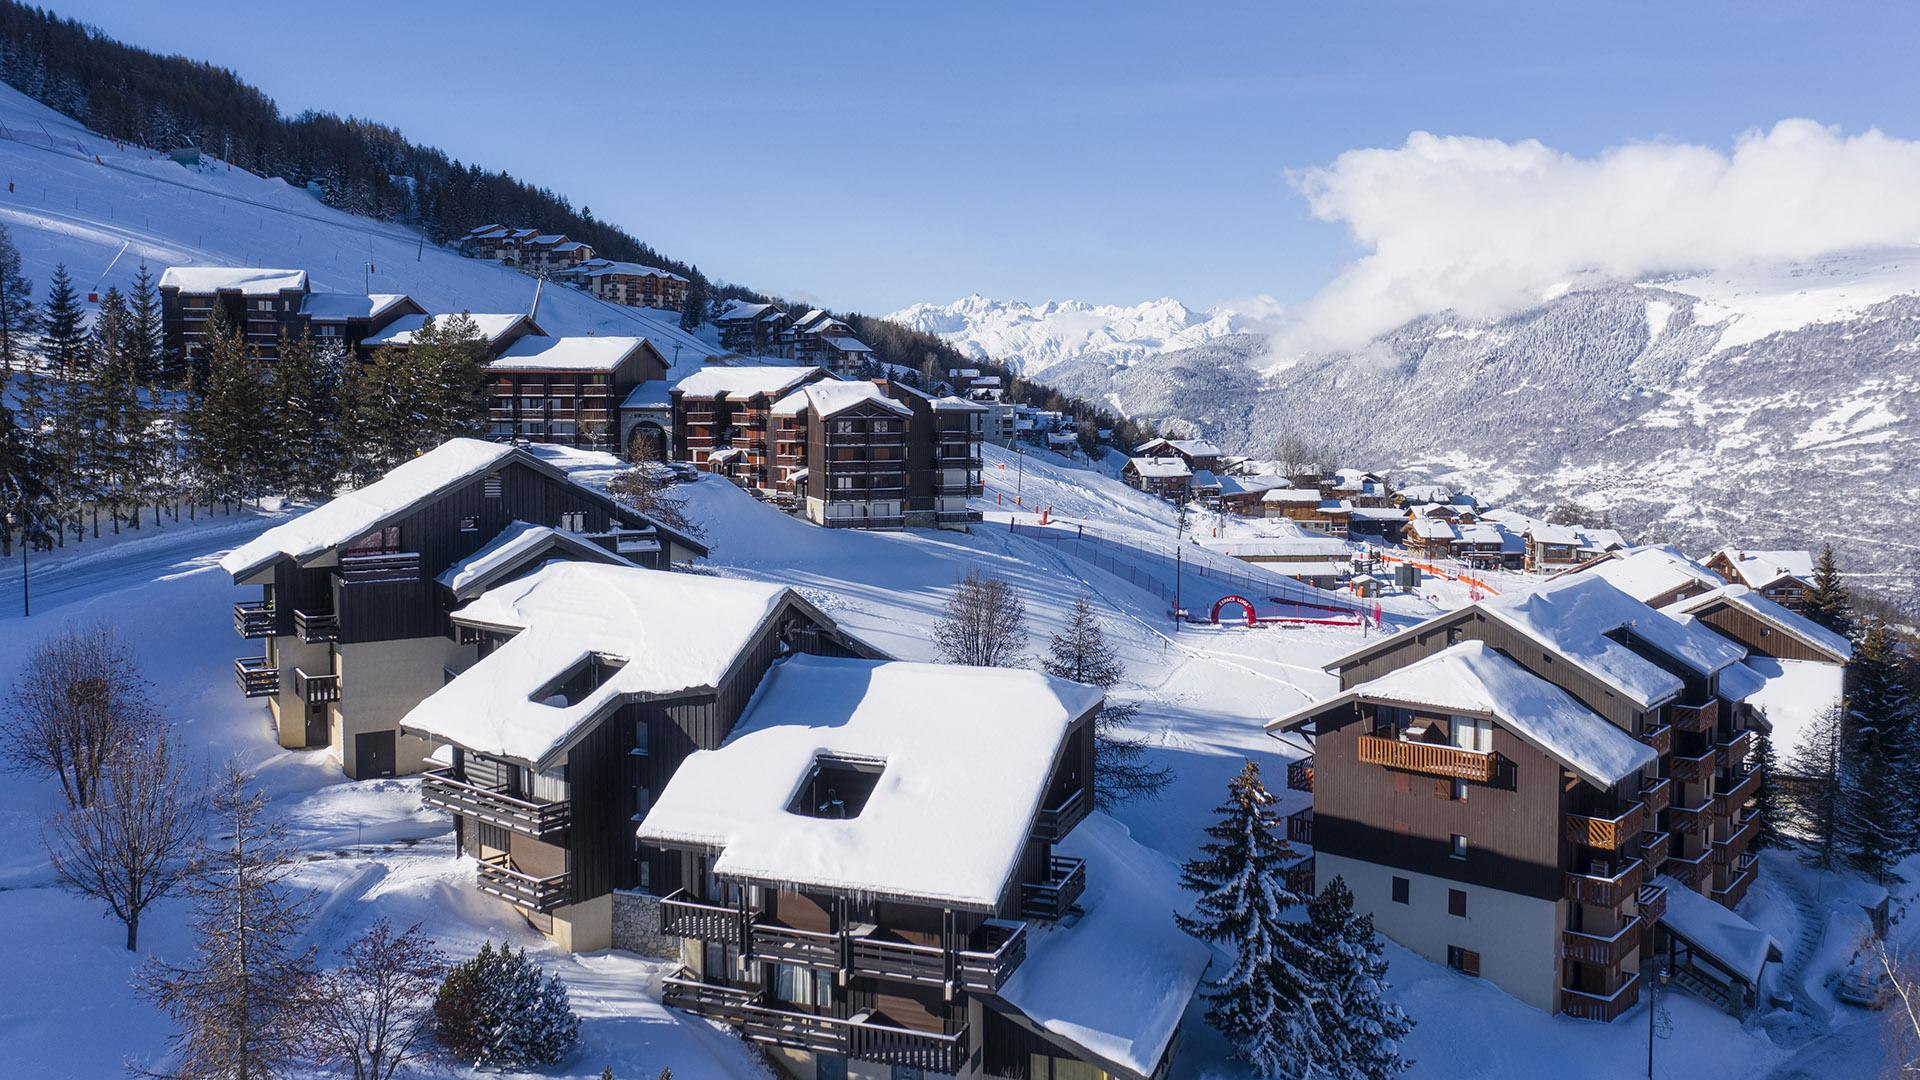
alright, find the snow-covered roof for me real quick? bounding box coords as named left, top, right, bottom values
left=366, top=312, right=535, bottom=349
left=1410, top=518, right=1458, bottom=541
left=1126, top=457, right=1190, bottom=479
left=1453, top=522, right=1506, bottom=545
left=1573, top=545, right=1725, bottom=603
left=1315, top=499, right=1353, bottom=513
left=1188, top=469, right=1221, bottom=489
left=772, top=379, right=911, bottom=418
left=433, top=521, right=634, bottom=600
left=1712, top=547, right=1815, bottom=588
left=1655, top=874, right=1781, bottom=985
left=1136, top=437, right=1222, bottom=458
left=1579, top=528, right=1627, bottom=552
left=1743, top=657, right=1846, bottom=765
left=1662, top=584, right=1852, bottom=663
left=820, top=335, right=872, bottom=353
left=159, top=266, right=307, bottom=295
left=1199, top=536, right=1350, bottom=560
left=1350, top=506, right=1410, bottom=522
left=997, top=814, right=1209, bottom=1079
left=1262, top=487, right=1321, bottom=503
left=582, top=261, right=688, bottom=282
left=1272, top=641, right=1656, bottom=789
left=1528, top=523, right=1582, bottom=546
left=220, top=439, right=517, bottom=580
left=1046, top=432, right=1079, bottom=446
left=1480, top=575, right=1745, bottom=706
left=673, top=364, right=822, bottom=399
left=929, top=394, right=988, bottom=412
left=636, top=654, right=1103, bottom=909
left=298, top=292, right=412, bottom=322
left=1715, top=660, right=1769, bottom=704
left=404, top=563, right=802, bottom=768
left=716, top=300, right=780, bottom=322
left=620, top=380, right=672, bottom=411
left=528, top=233, right=566, bottom=245
left=489, top=335, right=652, bottom=373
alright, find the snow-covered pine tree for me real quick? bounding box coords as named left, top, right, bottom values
left=1176, top=760, right=1310, bottom=1074
left=1786, top=703, right=1844, bottom=869
left=269, top=329, right=342, bottom=502
left=0, top=221, right=37, bottom=376
left=1041, top=595, right=1171, bottom=807
left=1837, top=620, right=1918, bottom=880
left=408, top=311, right=489, bottom=449
left=124, top=262, right=167, bottom=385
left=434, top=941, right=579, bottom=1068
left=1803, top=545, right=1853, bottom=641
left=40, top=262, right=86, bottom=373
left=1748, top=726, right=1788, bottom=850
left=133, top=764, right=314, bottom=1079
left=187, top=303, right=272, bottom=505
left=679, top=267, right=709, bottom=332
left=1299, top=876, right=1415, bottom=1080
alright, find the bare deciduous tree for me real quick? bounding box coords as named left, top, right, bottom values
left=134, top=764, right=315, bottom=1080
left=302, top=919, right=447, bottom=1080
left=606, top=453, right=703, bottom=540
left=44, top=725, right=202, bottom=950
left=932, top=568, right=1029, bottom=668
left=2, top=621, right=159, bottom=809
left=1879, top=937, right=1920, bottom=1078
left=1270, top=432, right=1332, bottom=480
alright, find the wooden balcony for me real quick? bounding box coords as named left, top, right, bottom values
left=955, top=920, right=1027, bottom=994
left=1286, top=756, right=1314, bottom=793
left=473, top=853, right=569, bottom=913
left=1355, top=734, right=1497, bottom=782
left=1670, top=699, right=1718, bottom=734
left=1712, top=852, right=1759, bottom=908
left=1287, top=807, right=1314, bottom=846
left=293, top=668, right=339, bottom=704
left=1670, top=747, right=1716, bottom=785
left=662, top=973, right=968, bottom=1073
left=1561, top=916, right=1643, bottom=967
left=1667, top=794, right=1713, bottom=835
left=1639, top=776, right=1672, bottom=815
left=1032, top=786, right=1089, bottom=842
left=848, top=1017, right=968, bottom=1075
left=658, top=890, right=744, bottom=944
left=422, top=768, right=571, bottom=840
left=1284, top=854, right=1316, bottom=896
left=1565, top=803, right=1646, bottom=850
left=1564, top=858, right=1644, bottom=908
left=1638, top=722, right=1672, bottom=757
left=1714, top=813, right=1759, bottom=865
left=1641, top=830, right=1671, bottom=873
left=747, top=919, right=844, bottom=971
left=1717, top=729, right=1755, bottom=769
left=1716, top=766, right=1763, bottom=816
left=233, top=600, right=275, bottom=638
left=1019, top=856, right=1087, bottom=921
left=337, top=551, right=421, bottom=584
left=1637, top=883, right=1668, bottom=925
left=849, top=919, right=1028, bottom=995
left=234, top=656, right=279, bottom=698
left=1560, top=971, right=1641, bottom=1022
left=293, top=608, right=338, bottom=643
left=661, top=972, right=758, bottom=1024
left=1666, top=846, right=1712, bottom=889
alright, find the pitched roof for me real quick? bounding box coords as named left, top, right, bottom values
left=1126, top=457, right=1190, bottom=479
left=366, top=312, right=536, bottom=349
left=773, top=379, right=912, bottom=418
left=433, top=521, right=635, bottom=600
left=1713, top=547, right=1816, bottom=588
left=673, top=364, right=824, bottom=398
left=636, top=654, right=1103, bottom=909
left=1662, top=584, right=1853, bottom=663
left=489, top=335, right=653, bottom=373
left=298, top=292, right=414, bottom=322
left=158, top=266, right=307, bottom=295
left=1570, top=545, right=1725, bottom=602
left=1655, top=874, right=1782, bottom=985
left=1262, top=487, right=1321, bottom=503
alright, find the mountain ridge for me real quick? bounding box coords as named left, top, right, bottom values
left=885, top=293, right=1249, bottom=374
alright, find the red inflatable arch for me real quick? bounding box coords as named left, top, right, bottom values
left=1210, top=594, right=1257, bottom=626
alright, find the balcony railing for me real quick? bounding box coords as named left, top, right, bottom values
left=1638, top=722, right=1673, bottom=758
left=848, top=1016, right=968, bottom=1075
left=235, top=656, right=279, bottom=697
left=747, top=919, right=844, bottom=971
left=1560, top=971, right=1641, bottom=1022
left=1714, top=813, right=1759, bottom=865
left=1637, top=883, right=1668, bottom=924
left=1561, top=916, right=1643, bottom=967
left=1670, top=699, right=1718, bottom=734
left=338, top=551, right=422, bottom=583
left=1565, top=803, right=1646, bottom=850
left=1287, top=807, right=1315, bottom=846
left=1639, top=776, right=1672, bottom=815
left=1019, top=856, right=1087, bottom=921
left=293, top=668, right=340, bottom=703
left=1667, top=793, right=1713, bottom=835
left=1033, top=786, right=1090, bottom=842
left=423, top=768, right=571, bottom=840
left=1667, top=846, right=1712, bottom=889
left=234, top=600, right=275, bottom=638
left=1642, top=830, right=1671, bottom=872
left=1670, top=747, right=1717, bottom=785
left=1355, top=734, right=1497, bottom=782
left=658, top=889, right=745, bottom=944
left=473, top=853, right=569, bottom=913
left=1717, top=729, right=1755, bottom=769
left=1715, top=766, right=1763, bottom=816
left=662, top=973, right=969, bottom=1073
left=1712, top=852, right=1759, bottom=908
left=1286, top=756, right=1314, bottom=793
left=1564, top=858, right=1644, bottom=909
left=293, top=608, right=338, bottom=643
left=1284, top=854, right=1316, bottom=896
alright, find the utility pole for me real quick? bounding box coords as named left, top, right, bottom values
left=18, top=521, right=28, bottom=618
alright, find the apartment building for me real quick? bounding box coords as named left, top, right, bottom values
left=158, top=266, right=423, bottom=365
left=362, top=311, right=543, bottom=362
left=1270, top=574, right=1782, bottom=1021
left=716, top=301, right=792, bottom=354
left=486, top=335, right=668, bottom=449
left=671, top=365, right=832, bottom=486
left=578, top=261, right=690, bottom=311
left=219, top=439, right=706, bottom=779
left=771, top=380, right=913, bottom=529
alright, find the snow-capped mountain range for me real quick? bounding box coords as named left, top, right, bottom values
left=1034, top=248, right=1920, bottom=604
left=884, top=294, right=1250, bottom=375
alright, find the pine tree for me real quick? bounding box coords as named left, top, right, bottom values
left=133, top=765, right=315, bottom=1079
left=678, top=267, right=709, bottom=332
left=1041, top=596, right=1171, bottom=808
left=269, top=329, right=342, bottom=501
left=1176, top=760, right=1307, bottom=1073
left=1803, top=544, right=1853, bottom=641
left=1300, top=876, right=1415, bottom=1080
left=187, top=303, right=272, bottom=505
left=1748, top=728, right=1788, bottom=850
left=433, top=941, right=579, bottom=1068
left=1838, top=620, right=1918, bottom=880
left=40, top=262, right=86, bottom=373
left=124, top=261, right=167, bottom=385
left=1786, top=703, right=1844, bottom=869
left=0, top=221, right=37, bottom=376
left=408, top=311, right=488, bottom=449
left=340, top=345, right=412, bottom=483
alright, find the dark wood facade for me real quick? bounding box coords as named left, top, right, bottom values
left=488, top=344, right=667, bottom=450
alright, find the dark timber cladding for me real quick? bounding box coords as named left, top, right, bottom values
left=1311, top=699, right=1566, bottom=899
left=1688, top=601, right=1839, bottom=662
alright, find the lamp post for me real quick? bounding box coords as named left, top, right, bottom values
left=1646, top=956, right=1670, bottom=1078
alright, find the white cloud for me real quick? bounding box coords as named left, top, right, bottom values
left=1282, top=121, right=1920, bottom=352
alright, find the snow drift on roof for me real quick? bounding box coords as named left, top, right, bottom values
left=637, top=654, right=1103, bottom=909
left=820, top=335, right=872, bottom=353
left=159, top=266, right=307, bottom=294
left=220, top=439, right=516, bottom=579
left=1262, top=487, right=1320, bottom=503
left=404, top=563, right=794, bottom=767
left=997, top=813, right=1209, bottom=1078
left=433, top=521, right=633, bottom=599
left=1577, top=545, right=1725, bottom=603
left=584, top=260, right=688, bottom=282
left=1126, top=457, right=1190, bottom=479
left=674, top=364, right=822, bottom=398
left=490, top=334, right=649, bottom=372
left=620, top=380, right=672, bottom=411
left=1655, top=873, right=1780, bottom=985
left=773, top=379, right=911, bottom=418
left=366, top=312, right=531, bottom=348
left=1714, top=547, right=1815, bottom=587
left=1715, top=660, right=1769, bottom=704
left=1742, top=656, right=1846, bottom=765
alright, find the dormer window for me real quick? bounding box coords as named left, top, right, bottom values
left=532, top=653, right=627, bottom=707
left=786, top=754, right=885, bottom=820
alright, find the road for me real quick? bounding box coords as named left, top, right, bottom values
left=0, top=513, right=275, bottom=620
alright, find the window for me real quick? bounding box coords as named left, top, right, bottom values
left=631, top=786, right=650, bottom=818
left=1391, top=876, right=1410, bottom=904
left=1450, top=834, right=1468, bottom=860
left=633, top=720, right=649, bottom=756
left=772, top=964, right=832, bottom=1008
left=1447, top=946, right=1481, bottom=977
left=458, top=516, right=478, bottom=533
left=1451, top=778, right=1469, bottom=801
left=1027, top=1055, right=1109, bottom=1080
left=559, top=511, right=586, bottom=531
left=1449, top=888, right=1467, bottom=917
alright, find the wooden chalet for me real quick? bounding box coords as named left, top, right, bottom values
left=1404, top=517, right=1459, bottom=560
left=487, top=336, right=669, bottom=450
left=1525, top=524, right=1587, bottom=573
left=1133, top=437, right=1222, bottom=474
left=1261, top=486, right=1322, bottom=522
left=1122, top=456, right=1191, bottom=501
left=1270, top=574, right=1778, bottom=1022
left=1661, top=586, right=1853, bottom=666
left=218, top=439, right=706, bottom=779
left=1559, top=546, right=1725, bottom=609
left=771, top=380, right=914, bottom=529
left=159, top=266, right=419, bottom=366
left=1705, top=548, right=1815, bottom=613
left=716, top=301, right=792, bottom=354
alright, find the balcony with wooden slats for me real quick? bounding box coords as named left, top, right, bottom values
left=1715, top=766, right=1764, bottom=816
left=658, top=890, right=743, bottom=944
left=1666, top=845, right=1713, bottom=889
left=474, top=853, right=569, bottom=913
left=663, top=975, right=971, bottom=1074
left=422, top=768, right=571, bottom=841
left=1638, top=722, right=1673, bottom=757
left=1639, top=776, right=1672, bottom=815
left=1560, top=971, right=1641, bottom=1022
left=1564, top=858, right=1644, bottom=909
left=1286, top=756, right=1315, bottom=793
left=1712, top=852, right=1759, bottom=908
left=747, top=918, right=845, bottom=972
left=1355, top=734, right=1497, bottom=782
left=1561, top=916, right=1643, bottom=967
left=1717, top=729, right=1755, bottom=769
left=293, top=668, right=339, bottom=704
left=293, top=608, right=338, bottom=643
left=1636, top=883, right=1668, bottom=924
left=1670, top=746, right=1717, bottom=785
left=234, top=656, right=279, bottom=697
left=1565, top=802, right=1647, bottom=851
left=1669, top=699, right=1719, bottom=734
left=1032, top=786, right=1089, bottom=842
left=1019, top=856, right=1086, bottom=922
left=233, top=600, right=275, bottom=639
left=1287, top=807, right=1314, bottom=846
left=1714, top=813, right=1759, bottom=865
left=1641, top=830, right=1671, bottom=873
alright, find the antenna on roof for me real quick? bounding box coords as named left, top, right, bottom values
left=529, top=275, right=544, bottom=323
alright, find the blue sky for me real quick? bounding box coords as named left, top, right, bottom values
left=46, top=1, right=1920, bottom=315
